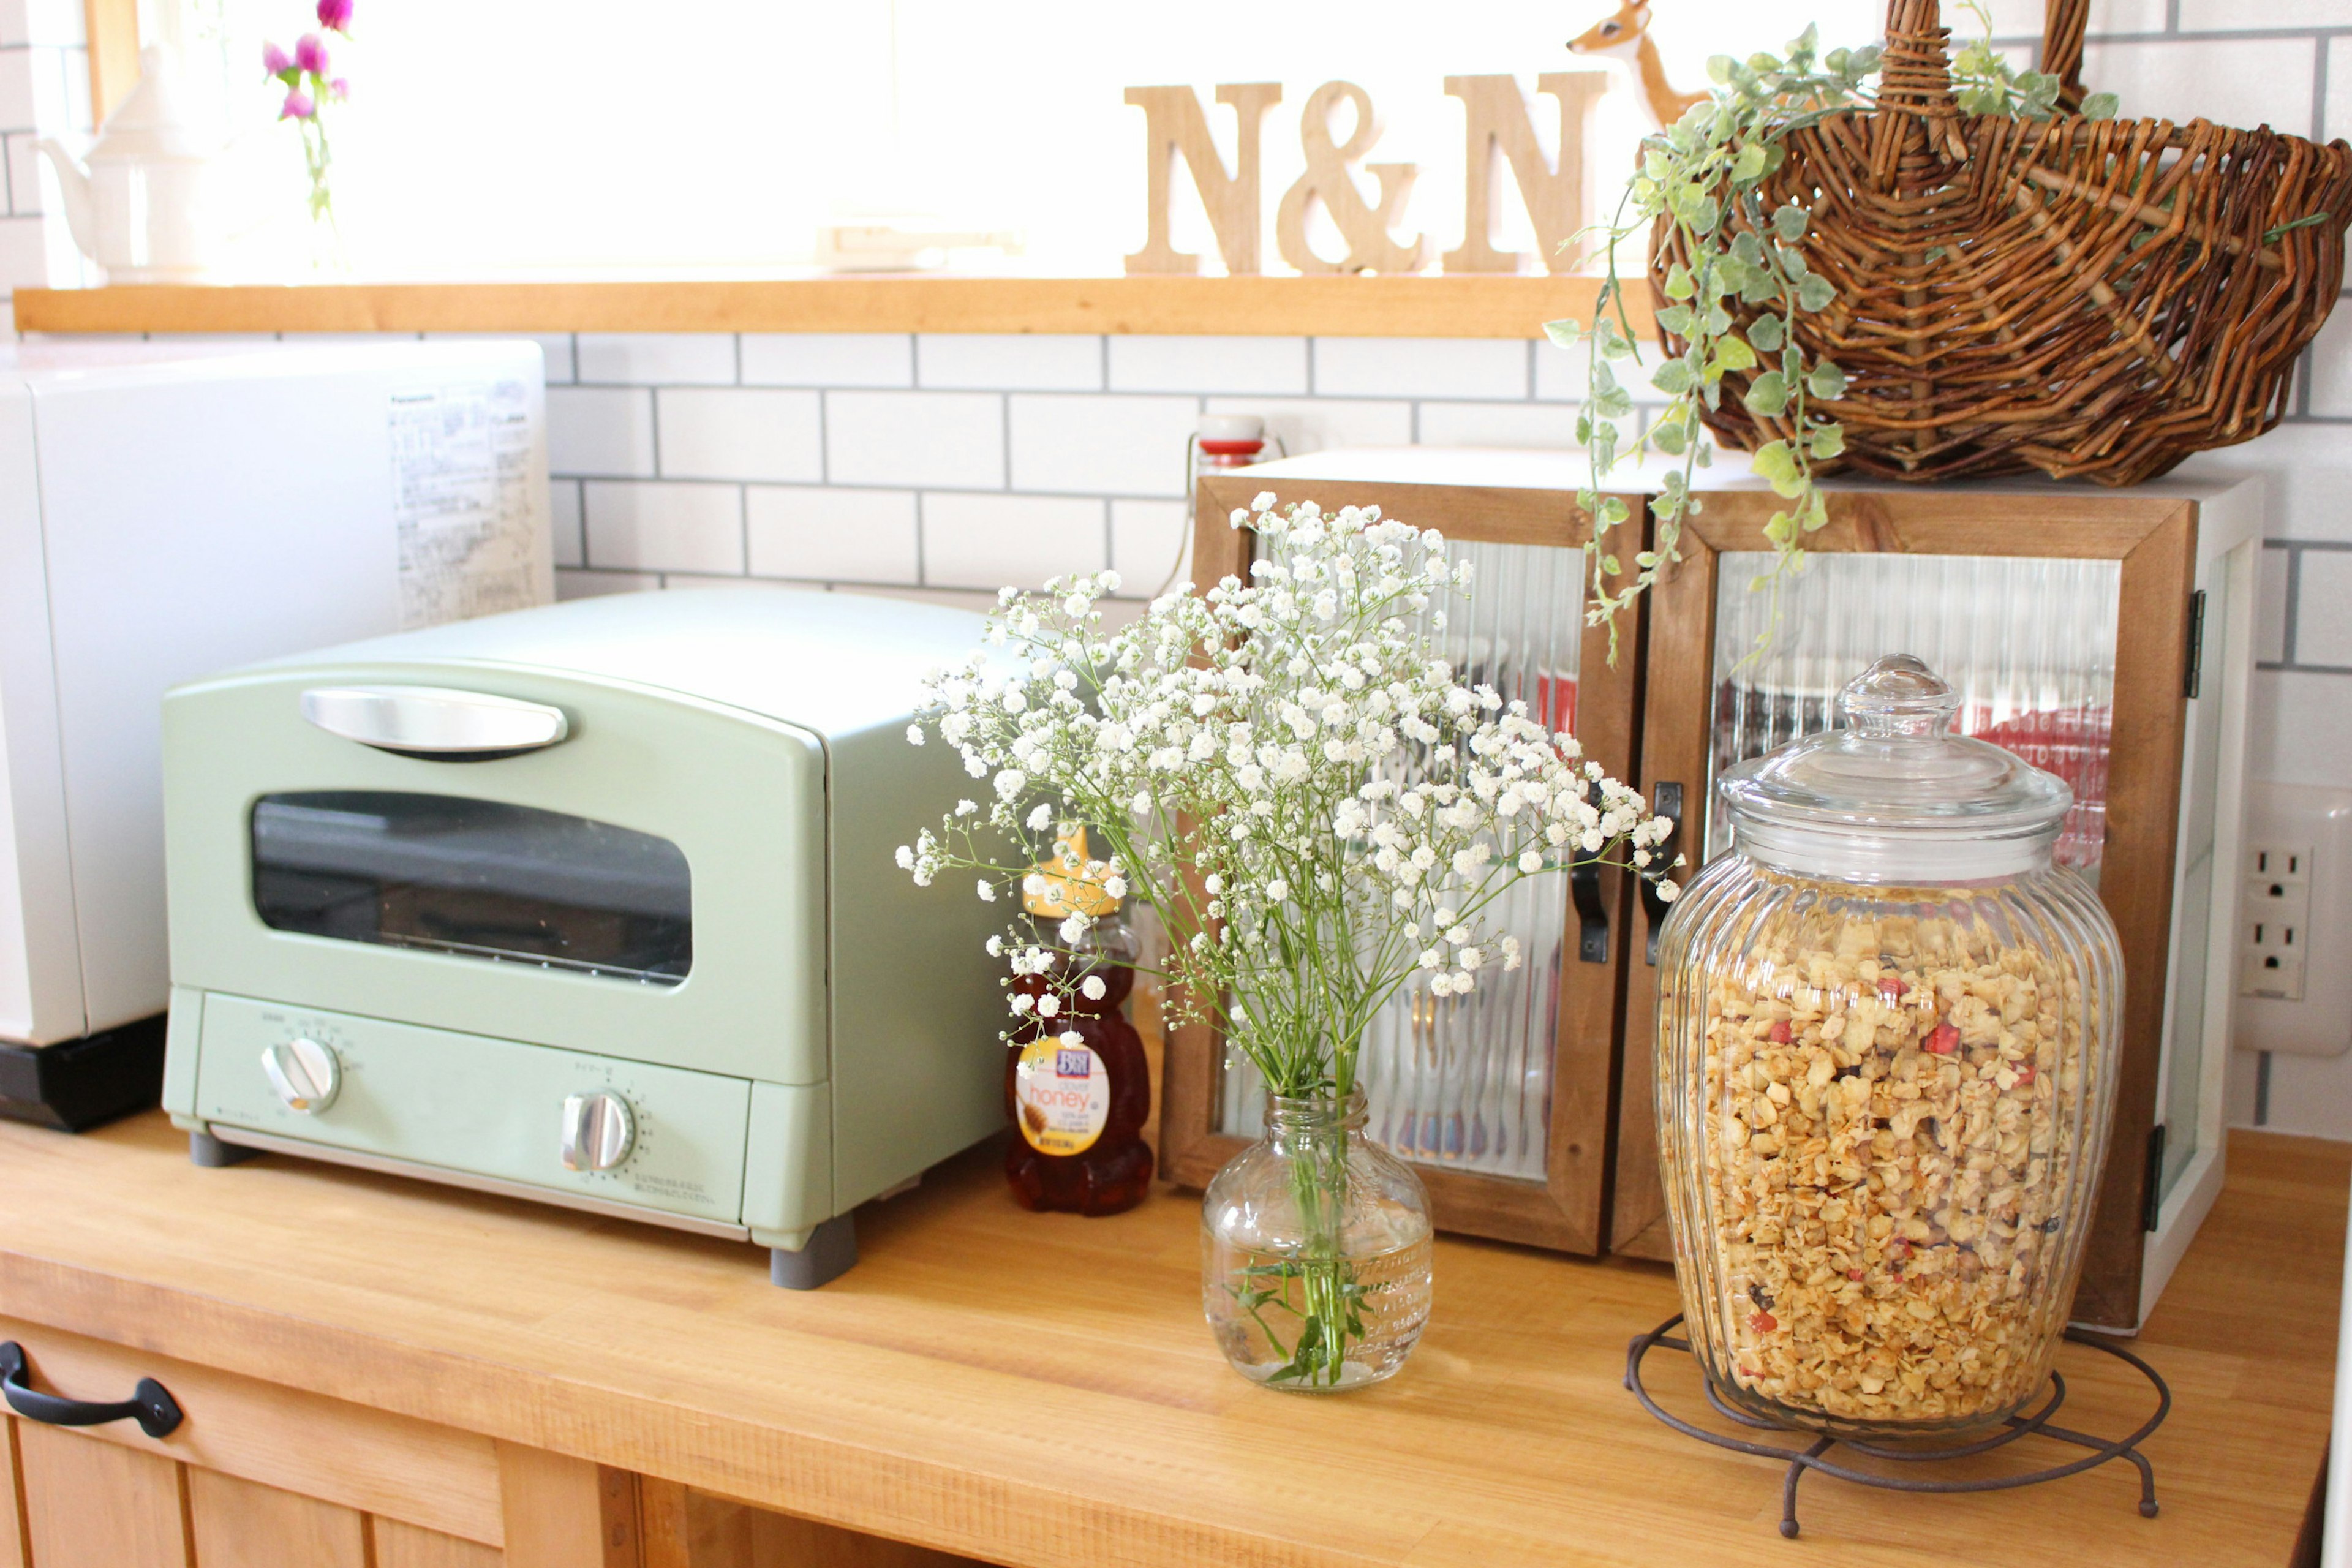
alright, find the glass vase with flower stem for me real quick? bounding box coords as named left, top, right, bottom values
left=263, top=0, right=354, bottom=272
left=896, top=496, right=1682, bottom=1389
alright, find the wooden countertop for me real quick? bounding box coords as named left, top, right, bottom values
left=0, top=1114, right=2339, bottom=1568
left=8, top=275, right=1649, bottom=339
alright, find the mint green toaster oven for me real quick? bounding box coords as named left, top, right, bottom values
left=159, top=586, right=1001, bottom=1286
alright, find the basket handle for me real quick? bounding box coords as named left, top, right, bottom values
left=1877, top=0, right=1959, bottom=117
left=2042, top=0, right=2089, bottom=110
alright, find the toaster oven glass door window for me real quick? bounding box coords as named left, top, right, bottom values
left=251, top=791, right=692, bottom=985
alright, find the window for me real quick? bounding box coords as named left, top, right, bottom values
left=149, top=0, right=1899, bottom=278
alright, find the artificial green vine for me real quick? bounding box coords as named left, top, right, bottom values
left=1551, top=9, right=2117, bottom=657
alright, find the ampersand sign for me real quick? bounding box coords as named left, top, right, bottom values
left=1276, top=80, right=1433, bottom=275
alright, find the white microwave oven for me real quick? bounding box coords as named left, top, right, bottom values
left=0, top=340, right=552, bottom=1128
left=159, top=586, right=1003, bottom=1286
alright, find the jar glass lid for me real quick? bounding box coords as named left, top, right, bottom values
left=1717, top=654, right=2073, bottom=882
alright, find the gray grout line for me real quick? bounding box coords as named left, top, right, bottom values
left=914, top=491, right=928, bottom=587
left=2284, top=545, right=2302, bottom=663
left=738, top=483, right=750, bottom=573
left=997, top=391, right=1011, bottom=490
left=2316, top=28, right=2334, bottom=145
left=2260, top=660, right=2352, bottom=675
left=647, top=388, right=662, bottom=478
left=733, top=334, right=742, bottom=386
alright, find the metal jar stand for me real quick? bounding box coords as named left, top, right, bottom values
left=1626, top=1315, right=2170, bottom=1539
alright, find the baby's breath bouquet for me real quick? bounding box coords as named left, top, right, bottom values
left=898, top=496, right=1678, bottom=1387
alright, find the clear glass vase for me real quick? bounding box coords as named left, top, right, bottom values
left=1200, top=1087, right=1434, bottom=1391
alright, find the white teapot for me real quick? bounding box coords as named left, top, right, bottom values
left=39, top=46, right=222, bottom=283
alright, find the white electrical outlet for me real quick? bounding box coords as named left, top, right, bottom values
left=2242, top=843, right=2313, bottom=1001
left=2237, top=784, right=2352, bottom=1057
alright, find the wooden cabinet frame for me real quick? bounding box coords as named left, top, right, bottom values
left=1159, top=470, right=1654, bottom=1254
left=1611, top=484, right=2199, bottom=1331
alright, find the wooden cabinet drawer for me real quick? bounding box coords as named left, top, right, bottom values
left=0, top=1315, right=503, bottom=1557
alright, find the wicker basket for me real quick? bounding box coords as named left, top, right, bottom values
left=1653, top=0, right=2352, bottom=484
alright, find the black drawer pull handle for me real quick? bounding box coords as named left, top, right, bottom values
left=0, top=1341, right=183, bottom=1438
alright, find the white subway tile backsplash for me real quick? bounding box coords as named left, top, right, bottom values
left=1109, top=499, right=1191, bottom=597
left=3, top=130, right=37, bottom=213
left=1977, top=0, right=2165, bottom=32
left=919, top=334, right=1102, bottom=391
left=548, top=386, right=657, bottom=477
left=1007, top=393, right=1199, bottom=496
left=583, top=480, right=744, bottom=575
left=747, top=486, right=919, bottom=583
left=2309, top=301, right=2352, bottom=418
left=1202, top=395, right=1414, bottom=456
left=17, top=0, right=82, bottom=47
left=550, top=479, right=585, bottom=569
left=922, top=492, right=1104, bottom=590
left=1415, top=401, right=1581, bottom=450
left=2331, top=39, right=2352, bottom=144
left=741, top=333, right=911, bottom=388
left=576, top=332, right=736, bottom=386
left=0, top=208, right=48, bottom=289
left=425, top=331, right=575, bottom=384
left=557, top=568, right=660, bottom=600
left=0, top=48, right=36, bottom=129
left=1313, top=337, right=1528, bottom=400
left=1108, top=334, right=1310, bottom=394
left=2080, top=37, right=2317, bottom=139
left=2250, top=668, right=2352, bottom=784
left=2180, top=0, right=2352, bottom=28
left=2297, top=551, right=2352, bottom=667
left=827, top=390, right=1005, bottom=488
left=657, top=387, right=824, bottom=482
left=1533, top=335, right=1597, bottom=403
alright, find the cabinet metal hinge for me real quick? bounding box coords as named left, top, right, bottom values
left=2142, top=1123, right=2166, bottom=1232
left=2184, top=589, right=2206, bottom=700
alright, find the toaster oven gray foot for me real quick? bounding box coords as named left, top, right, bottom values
left=189, top=1130, right=263, bottom=1167
left=769, top=1215, right=856, bottom=1289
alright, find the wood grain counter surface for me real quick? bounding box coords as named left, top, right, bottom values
left=0, top=1113, right=2339, bottom=1568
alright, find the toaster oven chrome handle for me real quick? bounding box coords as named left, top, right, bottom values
left=300, top=685, right=570, bottom=761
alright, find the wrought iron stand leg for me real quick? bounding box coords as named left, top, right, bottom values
left=1781, top=1437, right=1833, bottom=1538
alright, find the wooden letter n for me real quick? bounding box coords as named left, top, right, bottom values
left=1443, top=73, right=1608, bottom=274
left=1124, top=83, right=1281, bottom=275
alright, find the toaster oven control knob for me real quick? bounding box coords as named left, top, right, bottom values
left=560, top=1091, right=635, bottom=1172
left=260, top=1038, right=341, bottom=1114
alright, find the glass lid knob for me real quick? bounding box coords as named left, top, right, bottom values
left=1838, top=654, right=1962, bottom=739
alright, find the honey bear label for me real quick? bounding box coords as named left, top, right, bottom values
left=1014, top=1038, right=1110, bottom=1156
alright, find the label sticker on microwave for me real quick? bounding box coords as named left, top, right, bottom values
left=389, top=380, right=543, bottom=630
left=1013, top=1037, right=1109, bottom=1156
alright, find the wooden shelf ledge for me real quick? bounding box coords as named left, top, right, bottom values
left=10, top=274, right=1651, bottom=339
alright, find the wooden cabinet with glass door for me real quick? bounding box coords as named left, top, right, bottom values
left=1612, top=472, right=2261, bottom=1334
left=1168, top=451, right=1658, bottom=1255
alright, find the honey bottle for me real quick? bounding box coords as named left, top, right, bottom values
left=1005, top=827, right=1153, bottom=1215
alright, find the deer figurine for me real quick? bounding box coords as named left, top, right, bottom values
left=1569, top=1, right=1709, bottom=130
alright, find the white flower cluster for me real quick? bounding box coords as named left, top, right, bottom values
left=895, top=497, right=1681, bottom=1093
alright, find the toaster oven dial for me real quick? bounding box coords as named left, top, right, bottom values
left=559, top=1090, right=636, bottom=1173
left=260, top=1038, right=341, bottom=1114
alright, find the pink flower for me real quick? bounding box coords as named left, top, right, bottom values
left=315, top=0, right=353, bottom=32
left=293, top=33, right=328, bottom=74
left=262, top=40, right=292, bottom=75
left=328, top=77, right=349, bottom=100
left=279, top=89, right=315, bottom=119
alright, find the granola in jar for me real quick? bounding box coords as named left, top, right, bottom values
left=1654, top=657, right=2124, bottom=1438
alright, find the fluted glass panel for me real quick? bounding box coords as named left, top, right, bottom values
left=1706, top=553, right=2123, bottom=883
left=1218, top=537, right=1582, bottom=1182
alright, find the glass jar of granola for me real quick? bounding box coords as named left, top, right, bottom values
left=1655, top=655, right=2123, bottom=1438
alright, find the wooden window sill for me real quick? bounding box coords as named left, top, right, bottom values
left=10, top=274, right=1652, bottom=339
